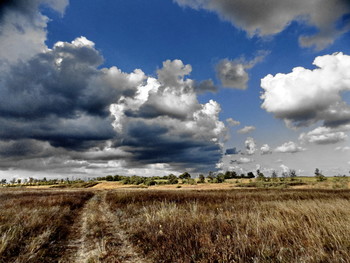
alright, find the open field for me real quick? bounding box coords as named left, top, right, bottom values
left=2, top=188, right=350, bottom=262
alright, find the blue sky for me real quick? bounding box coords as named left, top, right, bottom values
left=0, top=0, right=350, bottom=179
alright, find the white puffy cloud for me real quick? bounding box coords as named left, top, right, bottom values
left=229, top=157, right=253, bottom=164
left=280, top=164, right=289, bottom=173
left=260, top=144, right=272, bottom=155
left=275, top=141, right=306, bottom=153
left=237, top=157, right=253, bottom=164
left=226, top=118, right=240, bottom=127
left=174, top=0, right=350, bottom=49
left=237, top=126, right=256, bottom=134
left=299, top=126, right=350, bottom=145
left=245, top=137, right=256, bottom=155
left=261, top=53, right=350, bottom=128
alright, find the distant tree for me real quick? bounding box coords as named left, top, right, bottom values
left=179, top=172, right=191, bottom=180
left=271, top=170, right=278, bottom=181
left=1, top=179, right=6, bottom=184
left=289, top=169, right=297, bottom=180
left=223, top=171, right=231, bottom=179
left=256, top=170, right=265, bottom=181
left=145, top=179, right=157, bottom=186
left=167, top=174, right=178, bottom=184
left=198, top=174, right=205, bottom=183
left=106, top=175, right=114, bottom=181
left=207, top=172, right=215, bottom=182
left=113, top=175, right=121, bottom=181
left=315, top=168, right=326, bottom=181
left=216, top=173, right=225, bottom=183
left=315, top=168, right=320, bottom=176
left=247, top=172, right=255, bottom=178
left=122, top=177, right=131, bottom=184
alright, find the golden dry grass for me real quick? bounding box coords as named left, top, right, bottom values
left=0, top=189, right=93, bottom=263
left=3, top=187, right=350, bottom=262
left=106, top=189, right=350, bottom=263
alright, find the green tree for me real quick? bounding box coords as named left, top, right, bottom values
left=198, top=174, right=205, bottom=183
left=167, top=174, right=178, bottom=184
left=256, top=169, right=265, bottom=181
left=289, top=169, right=297, bottom=180
left=315, top=168, right=326, bottom=181
left=179, top=172, right=191, bottom=180
left=247, top=172, right=255, bottom=178
left=216, top=173, right=225, bottom=183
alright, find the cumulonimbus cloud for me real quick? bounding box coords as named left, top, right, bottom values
left=0, top=1, right=228, bottom=173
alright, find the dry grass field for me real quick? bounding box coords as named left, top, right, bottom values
left=0, top=189, right=93, bottom=263
left=106, top=189, right=350, bottom=263
left=2, top=187, right=350, bottom=262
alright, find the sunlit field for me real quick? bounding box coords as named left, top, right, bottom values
left=2, top=188, right=350, bottom=262
left=0, top=190, right=93, bottom=263
left=106, top=189, right=350, bottom=263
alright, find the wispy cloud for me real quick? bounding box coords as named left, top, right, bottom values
left=238, top=126, right=256, bottom=134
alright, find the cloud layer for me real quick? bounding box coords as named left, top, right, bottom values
left=175, top=0, right=350, bottom=49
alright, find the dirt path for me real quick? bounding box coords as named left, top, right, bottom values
left=59, top=191, right=149, bottom=263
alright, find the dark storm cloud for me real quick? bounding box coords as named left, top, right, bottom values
left=0, top=37, right=144, bottom=150
left=0, top=0, right=38, bottom=22
left=225, top=147, right=239, bottom=155
left=116, top=122, right=222, bottom=171
left=108, top=60, right=226, bottom=172
left=0, top=40, right=107, bottom=119
left=0, top=139, right=44, bottom=158
left=175, top=0, right=350, bottom=50
left=0, top=0, right=69, bottom=64
left=0, top=0, right=227, bottom=174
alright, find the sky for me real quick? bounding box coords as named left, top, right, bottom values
left=0, top=0, right=350, bottom=180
